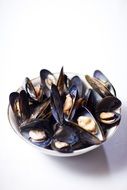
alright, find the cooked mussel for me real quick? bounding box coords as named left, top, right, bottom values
left=63, top=85, right=78, bottom=120
left=21, top=119, right=53, bottom=147
left=40, top=69, right=57, bottom=97
left=85, top=75, right=112, bottom=98
left=9, top=90, right=30, bottom=124
left=69, top=75, right=91, bottom=107
left=69, top=75, right=88, bottom=98
left=51, top=124, right=79, bottom=153
left=57, top=67, right=68, bottom=95
left=87, top=89, right=121, bottom=126
left=24, top=77, right=43, bottom=102
left=93, top=70, right=116, bottom=96
left=72, top=106, right=104, bottom=141
left=96, top=96, right=121, bottom=125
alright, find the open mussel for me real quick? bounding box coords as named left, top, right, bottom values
left=69, top=76, right=87, bottom=98
left=85, top=75, right=112, bottom=98
left=87, top=89, right=121, bottom=126
left=51, top=124, right=79, bottom=153
left=57, top=67, right=68, bottom=95
left=63, top=75, right=90, bottom=120
left=63, top=85, right=78, bottom=120
left=24, top=77, right=43, bottom=102
left=96, top=96, right=121, bottom=126
left=93, top=70, right=116, bottom=96
left=21, top=119, right=53, bottom=148
left=9, top=90, right=30, bottom=124
left=40, top=69, right=57, bottom=97
left=71, top=106, right=104, bottom=141
left=40, top=67, right=68, bottom=98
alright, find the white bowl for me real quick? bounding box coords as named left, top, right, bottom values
left=8, top=73, right=120, bottom=157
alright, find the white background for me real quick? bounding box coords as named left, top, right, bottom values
left=0, top=0, right=127, bottom=190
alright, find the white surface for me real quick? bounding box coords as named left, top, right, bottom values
left=0, top=0, right=127, bottom=190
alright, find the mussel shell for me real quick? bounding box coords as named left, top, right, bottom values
left=20, top=119, right=53, bottom=147
left=19, top=90, right=31, bottom=119
left=96, top=96, right=121, bottom=125
left=72, top=106, right=105, bottom=141
left=85, top=75, right=112, bottom=98
left=9, top=92, right=20, bottom=116
left=50, top=84, right=64, bottom=124
left=24, top=77, right=43, bottom=102
left=40, top=69, right=57, bottom=97
left=96, top=96, right=121, bottom=113
left=57, top=67, right=67, bottom=95
left=86, top=89, right=103, bottom=115
left=69, top=121, right=102, bottom=145
left=30, top=98, right=51, bottom=120
left=69, top=76, right=87, bottom=98
left=9, top=90, right=30, bottom=123
left=93, top=70, right=116, bottom=96
left=51, top=123, right=79, bottom=153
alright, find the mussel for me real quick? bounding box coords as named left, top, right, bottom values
left=51, top=124, right=79, bottom=153
left=63, top=85, right=78, bottom=120
left=9, top=90, right=30, bottom=124
left=57, top=67, right=68, bottom=95
left=69, top=75, right=88, bottom=98
left=93, top=70, right=116, bottom=96
left=70, top=106, right=104, bottom=142
left=85, top=75, right=112, bottom=98
left=87, top=89, right=121, bottom=127
left=24, top=77, right=43, bottom=102
left=40, top=69, right=57, bottom=97
left=96, top=96, right=121, bottom=125
left=21, top=119, right=53, bottom=148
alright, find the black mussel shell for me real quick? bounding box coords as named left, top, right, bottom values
left=9, top=90, right=30, bottom=123
left=96, top=96, right=121, bottom=112
left=51, top=124, right=79, bottom=153
left=72, top=106, right=104, bottom=141
left=93, top=70, right=116, bottom=96
left=96, top=96, right=121, bottom=125
left=9, top=92, right=20, bottom=116
left=69, top=75, right=88, bottom=98
left=21, top=119, right=53, bottom=148
left=69, top=121, right=101, bottom=146
left=40, top=69, right=57, bottom=97
left=57, top=67, right=67, bottom=95
left=85, top=75, right=112, bottom=98
left=19, top=90, right=31, bottom=119
left=30, top=98, right=51, bottom=120
left=50, top=84, right=64, bottom=124
left=86, top=89, right=103, bottom=115
left=24, top=77, right=43, bottom=102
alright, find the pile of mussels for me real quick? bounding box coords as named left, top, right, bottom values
left=9, top=68, right=122, bottom=153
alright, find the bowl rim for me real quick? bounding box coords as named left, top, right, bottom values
left=7, top=73, right=121, bottom=157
